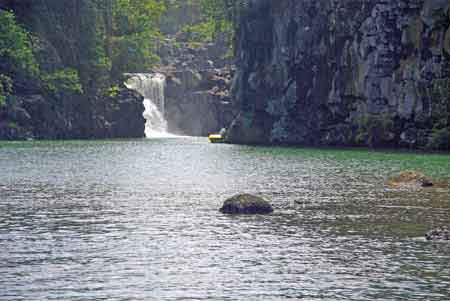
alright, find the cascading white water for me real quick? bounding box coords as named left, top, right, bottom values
left=125, top=73, right=174, bottom=138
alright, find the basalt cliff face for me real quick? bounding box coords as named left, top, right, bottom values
left=157, top=36, right=236, bottom=136
left=227, top=0, right=450, bottom=149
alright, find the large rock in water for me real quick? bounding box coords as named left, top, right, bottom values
left=220, top=194, right=274, bottom=214
left=426, top=227, right=450, bottom=241
left=387, top=171, right=434, bottom=189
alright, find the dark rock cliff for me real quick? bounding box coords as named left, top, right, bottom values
left=0, top=85, right=145, bottom=140
left=227, top=0, right=450, bottom=149
left=157, top=37, right=237, bottom=136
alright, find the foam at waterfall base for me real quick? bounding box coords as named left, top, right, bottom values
left=125, top=73, right=179, bottom=138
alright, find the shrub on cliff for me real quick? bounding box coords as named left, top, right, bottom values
left=110, top=0, right=165, bottom=76
left=356, top=114, right=395, bottom=148
left=0, top=9, right=39, bottom=103
left=428, top=79, right=450, bottom=150
left=0, top=74, right=12, bottom=107
left=41, top=69, right=83, bottom=97
left=177, top=0, right=235, bottom=52
left=0, top=10, right=39, bottom=79
left=427, top=127, right=450, bottom=150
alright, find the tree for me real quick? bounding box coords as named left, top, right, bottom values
left=0, top=10, right=38, bottom=78
left=176, top=0, right=235, bottom=49
left=110, top=0, right=166, bottom=76
left=0, top=9, right=39, bottom=105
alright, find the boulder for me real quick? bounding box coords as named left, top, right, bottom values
left=387, top=171, right=434, bottom=189
left=220, top=194, right=274, bottom=214
left=109, top=87, right=146, bottom=138
left=426, top=227, right=450, bottom=241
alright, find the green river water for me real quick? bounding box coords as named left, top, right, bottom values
left=0, top=138, right=449, bottom=300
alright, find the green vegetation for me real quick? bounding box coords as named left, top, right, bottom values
left=160, top=0, right=202, bottom=34
left=0, top=0, right=234, bottom=101
left=7, top=121, right=18, bottom=129
left=0, top=10, right=38, bottom=105
left=200, top=0, right=234, bottom=37
left=428, top=78, right=450, bottom=150
left=0, top=74, right=12, bottom=106
left=0, top=0, right=169, bottom=102
left=111, top=0, right=165, bottom=76
left=181, top=21, right=217, bottom=43
left=0, top=7, right=88, bottom=101
left=0, top=10, right=39, bottom=78
left=106, top=85, right=120, bottom=98
left=166, top=0, right=235, bottom=49
left=428, top=127, right=450, bottom=150
left=430, top=79, right=450, bottom=129
left=41, top=69, right=83, bottom=96
left=356, top=114, right=395, bottom=147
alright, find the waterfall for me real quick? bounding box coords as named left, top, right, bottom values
left=125, top=73, right=173, bottom=138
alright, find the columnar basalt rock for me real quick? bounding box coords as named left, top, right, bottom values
left=227, top=0, right=450, bottom=148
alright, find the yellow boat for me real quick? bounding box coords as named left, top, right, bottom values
left=208, top=134, right=224, bottom=143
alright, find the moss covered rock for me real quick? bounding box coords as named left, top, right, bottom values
left=387, top=171, right=434, bottom=189
left=220, top=194, right=273, bottom=214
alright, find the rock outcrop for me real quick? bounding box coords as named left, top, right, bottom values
left=227, top=0, right=450, bottom=148
left=387, top=170, right=434, bottom=189
left=220, top=193, right=274, bottom=214
left=0, top=86, right=145, bottom=140
left=156, top=37, right=237, bottom=136
left=387, top=170, right=450, bottom=190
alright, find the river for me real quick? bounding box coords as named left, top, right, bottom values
left=0, top=138, right=449, bottom=300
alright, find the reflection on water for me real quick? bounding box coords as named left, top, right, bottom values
left=0, top=138, right=449, bottom=300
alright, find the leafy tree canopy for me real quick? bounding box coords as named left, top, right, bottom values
left=0, top=10, right=39, bottom=78
left=110, top=0, right=166, bottom=76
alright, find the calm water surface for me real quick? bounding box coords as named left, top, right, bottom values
left=0, top=138, right=449, bottom=300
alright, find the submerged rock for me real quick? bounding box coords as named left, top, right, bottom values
left=220, top=194, right=274, bottom=214
left=426, top=227, right=450, bottom=241
left=387, top=171, right=434, bottom=189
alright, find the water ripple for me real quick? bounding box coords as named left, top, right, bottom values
left=0, top=139, right=449, bottom=300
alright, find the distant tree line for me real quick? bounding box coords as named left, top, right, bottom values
left=0, top=0, right=240, bottom=106
left=0, top=0, right=168, bottom=105
left=161, top=0, right=236, bottom=50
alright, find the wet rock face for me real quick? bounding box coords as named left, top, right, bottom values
left=220, top=194, right=274, bottom=214
left=107, top=88, right=146, bottom=138
left=228, top=0, right=450, bottom=147
left=158, top=38, right=237, bottom=137
left=164, top=67, right=236, bottom=136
